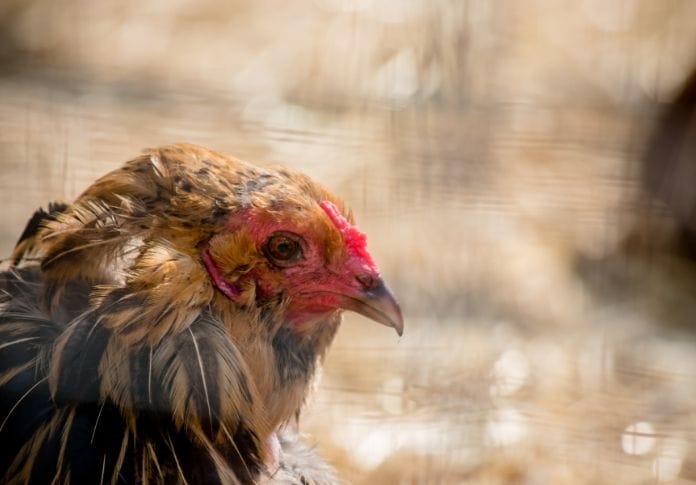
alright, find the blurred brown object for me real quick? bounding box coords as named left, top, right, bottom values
left=643, top=68, right=696, bottom=257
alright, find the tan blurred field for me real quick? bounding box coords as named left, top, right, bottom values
left=2, top=1, right=696, bottom=483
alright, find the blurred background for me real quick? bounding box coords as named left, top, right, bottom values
left=1, top=0, right=696, bottom=483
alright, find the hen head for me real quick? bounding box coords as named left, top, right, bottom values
left=204, top=182, right=403, bottom=336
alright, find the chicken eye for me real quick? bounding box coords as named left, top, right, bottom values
left=264, top=233, right=303, bottom=266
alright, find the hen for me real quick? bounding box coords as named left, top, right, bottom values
left=0, top=144, right=403, bottom=484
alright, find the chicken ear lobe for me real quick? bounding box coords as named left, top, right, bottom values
left=202, top=249, right=242, bottom=300
left=203, top=230, right=265, bottom=304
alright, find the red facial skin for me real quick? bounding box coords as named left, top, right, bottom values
left=281, top=201, right=381, bottom=325
left=203, top=201, right=381, bottom=328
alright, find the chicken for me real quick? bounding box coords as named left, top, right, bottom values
left=0, top=144, right=403, bottom=484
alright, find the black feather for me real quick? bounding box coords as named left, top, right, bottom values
left=12, top=202, right=69, bottom=266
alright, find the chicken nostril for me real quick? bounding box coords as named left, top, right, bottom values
left=356, top=274, right=377, bottom=290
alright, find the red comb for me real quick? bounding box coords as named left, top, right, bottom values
left=320, top=201, right=378, bottom=273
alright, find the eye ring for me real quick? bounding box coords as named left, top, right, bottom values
left=263, top=232, right=304, bottom=267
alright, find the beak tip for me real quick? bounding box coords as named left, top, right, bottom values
left=345, top=277, right=404, bottom=336
left=392, top=308, right=404, bottom=337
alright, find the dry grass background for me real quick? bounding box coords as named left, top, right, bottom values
left=2, top=1, right=696, bottom=483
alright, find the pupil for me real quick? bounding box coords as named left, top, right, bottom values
left=265, top=233, right=302, bottom=264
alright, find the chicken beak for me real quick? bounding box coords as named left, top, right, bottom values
left=341, top=278, right=404, bottom=336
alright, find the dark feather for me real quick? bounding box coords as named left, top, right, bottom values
left=1, top=267, right=280, bottom=483
left=12, top=202, right=69, bottom=266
